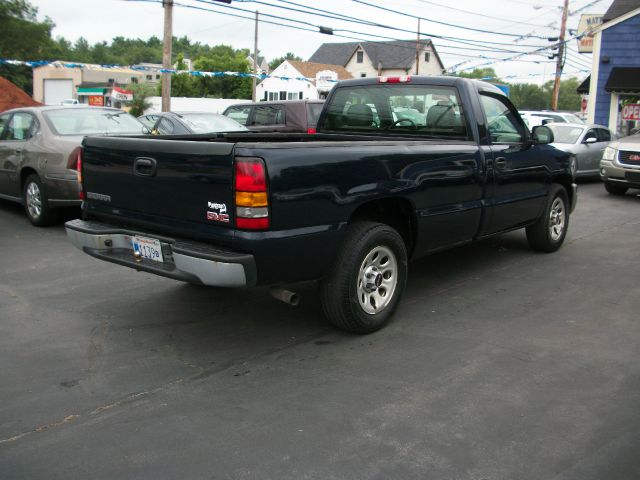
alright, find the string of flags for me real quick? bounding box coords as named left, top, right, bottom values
left=0, top=58, right=335, bottom=84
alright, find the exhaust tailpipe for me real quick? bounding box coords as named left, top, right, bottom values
left=270, top=287, right=300, bottom=306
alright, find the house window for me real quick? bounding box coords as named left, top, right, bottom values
left=146, top=75, right=152, bottom=80
left=287, top=92, right=297, bottom=100
left=424, top=52, right=430, bottom=62
left=268, top=92, right=277, bottom=101
left=299, top=92, right=303, bottom=100
left=108, top=78, right=115, bottom=84
left=131, top=77, right=138, bottom=83
left=155, top=74, right=160, bottom=79
left=357, top=51, right=364, bottom=63
left=360, top=73, right=367, bottom=78
left=279, top=91, right=287, bottom=100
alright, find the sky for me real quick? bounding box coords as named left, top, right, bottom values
left=28, top=0, right=612, bottom=84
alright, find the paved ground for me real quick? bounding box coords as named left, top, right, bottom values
left=1, top=182, right=640, bottom=480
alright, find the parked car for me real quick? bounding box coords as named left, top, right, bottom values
left=66, top=76, right=575, bottom=334
left=600, top=132, right=640, bottom=195
left=520, top=110, right=585, bottom=125
left=0, top=106, right=147, bottom=225
left=546, top=123, right=613, bottom=178
left=145, top=112, right=248, bottom=135
left=222, top=100, right=324, bottom=133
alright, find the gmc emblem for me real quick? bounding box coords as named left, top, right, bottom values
left=630, top=154, right=640, bottom=161
left=207, top=211, right=230, bottom=223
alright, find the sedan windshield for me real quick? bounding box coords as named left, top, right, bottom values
left=548, top=125, right=585, bottom=144
left=43, top=108, right=145, bottom=135
left=178, top=113, right=248, bottom=133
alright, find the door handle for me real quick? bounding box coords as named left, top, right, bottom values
left=494, top=157, right=507, bottom=169
left=133, top=157, right=157, bottom=177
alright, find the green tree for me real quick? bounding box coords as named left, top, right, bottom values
left=509, top=83, right=547, bottom=110
left=0, top=0, right=57, bottom=93
left=127, top=82, right=154, bottom=117
left=171, top=52, right=197, bottom=97
left=456, top=67, right=502, bottom=82
left=268, top=52, right=302, bottom=71
left=192, top=45, right=252, bottom=99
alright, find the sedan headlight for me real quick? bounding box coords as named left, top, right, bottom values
left=602, top=146, right=617, bottom=161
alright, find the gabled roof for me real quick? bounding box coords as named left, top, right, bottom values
left=286, top=61, right=353, bottom=80
left=603, top=0, right=640, bottom=22
left=309, top=39, right=442, bottom=70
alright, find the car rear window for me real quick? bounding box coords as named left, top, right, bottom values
left=178, top=113, right=247, bottom=133
left=223, top=106, right=251, bottom=126
left=321, top=84, right=469, bottom=139
left=251, top=106, right=285, bottom=126
left=43, top=109, right=145, bottom=135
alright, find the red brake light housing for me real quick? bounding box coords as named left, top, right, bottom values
left=378, top=76, right=411, bottom=84
left=67, top=147, right=84, bottom=200
left=234, top=157, right=269, bottom=230
left=307, top=127, right=317, bottom=134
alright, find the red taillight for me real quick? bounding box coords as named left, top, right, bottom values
left=307, top=127, right=317, bottom=134
left=234, top=157, right=269, bottom=230
left=378, top=76, right=411, bottom=84
left=67, top=147, right=84, bottom=200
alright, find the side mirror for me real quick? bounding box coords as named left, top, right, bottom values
left=532, top=125, right=554, bottom=144
left=584, top=137, right=597, bottom=144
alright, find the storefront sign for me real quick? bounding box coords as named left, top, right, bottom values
left=577, top=14, right=603, bottom=53
left=88, top=95, right=104, bottom=106
left=622, top=104, right=640, bottom=121
left=316, top=70, right=338, bottom=92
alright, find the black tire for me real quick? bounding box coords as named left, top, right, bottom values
left=320, top=221, right=408, bottom=334
left=604, top=182, right=628, bottom=196
left=22, top=174, right=57, bottom=226
left=526, top=184, right=569, bottom=253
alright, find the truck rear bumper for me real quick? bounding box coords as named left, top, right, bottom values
left=65, top=219, right=257, bottom=287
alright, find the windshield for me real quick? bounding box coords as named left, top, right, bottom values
left=563, top=113, right=584, bottom=124
left=43, top=108, right=145, bottom=135
left=548, top=124, right=585, bottom=144
left=178, top=113, right=248, bottom=133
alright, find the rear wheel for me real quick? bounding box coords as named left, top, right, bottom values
left=604, top=182, right=628, bottom=196
left=320, top=221, right=408, bottom=334
left=23, top=174, right=57, bottom=226
left=526, top=184, right=569, bottom=253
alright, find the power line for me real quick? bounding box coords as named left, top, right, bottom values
left=350, top=0, right=549, bottom=39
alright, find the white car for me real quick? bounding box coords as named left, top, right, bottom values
left=520, top=110, right=584, bottom=126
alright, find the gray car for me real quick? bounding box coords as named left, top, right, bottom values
left=547, top=123, right=613, bottom=178
left=600, top=132, right=640, bottom=195
left=0, top=106, right=147, bottom=226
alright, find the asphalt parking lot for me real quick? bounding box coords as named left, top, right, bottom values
left=1, top=181, right=640, bottom=480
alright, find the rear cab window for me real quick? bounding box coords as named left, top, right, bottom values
left=320, top=84, right=470, bottom=139
left=306, top=103, right=324, bottom=129
left=251, top=105, right=285, bottom=126
left=224, top=106, right=252, bottom=126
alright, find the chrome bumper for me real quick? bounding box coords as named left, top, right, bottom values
left=65, top=219, right=256, bottom=287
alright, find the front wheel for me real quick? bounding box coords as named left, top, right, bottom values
left=604, top=182, right=628, bottom=196
left=320, top=222, right=408, bottom=334
left=526, top=184, right=569, bottom=253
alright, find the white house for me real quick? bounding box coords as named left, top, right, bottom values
left=256, top=60, right=352, bottom=102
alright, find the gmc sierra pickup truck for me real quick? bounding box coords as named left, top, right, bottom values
left=65, top=76, right=576, bottom=333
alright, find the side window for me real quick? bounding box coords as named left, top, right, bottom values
left=597, top=128, right=611, bottom=142
left=583, top=129, right=597, bottom=143
left=156, top=118, right=175, bottom=135
left=480, top=94, right=524, bottom=143
left=252, top=106, right=285, bottom=126
left=0, top=113, right=11, bottom=139
left=224, top=106, right=251, bottom=126
left=4, top=113, right=36, bottom=141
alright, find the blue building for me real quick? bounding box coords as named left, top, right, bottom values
left=585, top=0, right=640, bottom=135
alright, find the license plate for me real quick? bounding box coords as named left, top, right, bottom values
left=625, top=171, right=640, bottom=183
left=132, top=236, right=163, bottom=262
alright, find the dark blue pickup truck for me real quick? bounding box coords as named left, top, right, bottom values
left=65, top=76, right=576, bottom=333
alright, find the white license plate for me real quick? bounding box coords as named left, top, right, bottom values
left=132, top=236, right=164, bottom=262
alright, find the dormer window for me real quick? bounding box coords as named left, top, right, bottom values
left=357, top=51, right=364, bottom=63
left=424, top=52, right=430, bottom=62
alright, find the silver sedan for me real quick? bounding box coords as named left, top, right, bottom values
left=0, top=106, right=146, bottom=226
left=547, top=123, right=614, bottom=178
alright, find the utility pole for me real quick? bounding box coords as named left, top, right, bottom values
left=415, top=18, right=421, bottom=75
left=252, top=11, right=259, bottom=102
left=161, top=0, right=173, bottom=112
left=551, top=0, right=569, bottom=111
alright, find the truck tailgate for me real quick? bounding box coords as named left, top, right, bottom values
left=82, top=136, right=235, bottom=227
